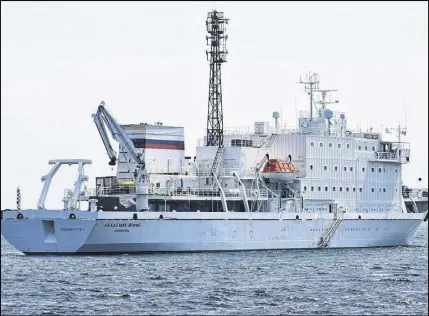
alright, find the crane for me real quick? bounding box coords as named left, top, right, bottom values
left=92, top=101, right=149, bottom=211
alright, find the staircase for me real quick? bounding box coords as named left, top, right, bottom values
left=254, top=133, right=277, bottom=148
left=250, top=198, right=262, bottom=212
left=211, top=146, right=225, bottom=189
left=318, top=212, right=343, bottom=248
left=211, top=146, right=224, bottom=175
left=264, top=134, right=278, bottom=148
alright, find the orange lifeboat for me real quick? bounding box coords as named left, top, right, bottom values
left=261, top=157, right=300, bottom=182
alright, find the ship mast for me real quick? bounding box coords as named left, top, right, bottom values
left=299, top=72, right=319, bottom=120
left=205, top=10, right=229, bottom=146
left=314, top=89, right=338, bottom=110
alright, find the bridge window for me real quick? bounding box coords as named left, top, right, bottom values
left=346, top=187, right=349, bottom=192
left=304, top=186, right=307, bottom=191
left=325, top=186, right=328, bottom=191
left=338, top=144, right=341, bottom=148
left=340, top=187, right=343, bottom=192
left=324, top=165, right=327, bottom=171
left=344, top=166, right=347, bottom=171
left=333, top=187, right=336, bottom=191
left=350, top=167, right=353, bottom=171
left=335, top=166, right=338, bottom=171
left=372, top=188, right=375, bottom=192
left=371, top=167, right=375, bottom=172
left=329, top=143, right=332, bottom=147
left=359, top=188, right=362, bottom=192
left=372, top=146, right=375, bottom=151
left=310, top=165, right=313, bottom=170
left=365, top=146, right=368, bottom=150
left=378, top=168, right=381, bottom=172
left=311, top=186, right=314, bottom=191
left=346, top=144, right=350, bottom=148
left=318, top=186, right=321, bottom=191
left=358, top=145, right=361, bottom=150
left=311, top=142, right=314, bottom=146
left=320, top=142, right=323, bottom=147
left=383, top=188, right=386, bottom=192
left=362, top=167, right=365, bottom=172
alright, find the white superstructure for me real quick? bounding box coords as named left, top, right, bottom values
left=1, top=11, right=427, bottom=255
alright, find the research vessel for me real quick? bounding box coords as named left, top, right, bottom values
left=1, top=10, right=427, bottom=254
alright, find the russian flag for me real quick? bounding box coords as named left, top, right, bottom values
left=132, top=139, right=185, bottom=150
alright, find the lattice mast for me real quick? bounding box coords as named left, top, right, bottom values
left=205, top=10, right=229, bottom=146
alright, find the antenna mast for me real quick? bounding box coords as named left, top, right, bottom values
left=314, top=89, right=338, bottom=110
left=299, top=72, right=319, bottom=120
left=205, top=10, right=228, bottom=146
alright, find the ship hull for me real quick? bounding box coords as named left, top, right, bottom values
left=1, top=210, right=426, bottom=254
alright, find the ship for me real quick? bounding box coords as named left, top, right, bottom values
left=1, top=10, right=428, bottom=255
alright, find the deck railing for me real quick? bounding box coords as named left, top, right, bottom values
left=64, top=187, right=269, bottom=199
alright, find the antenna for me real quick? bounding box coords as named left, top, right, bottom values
left=205, top=10, right=229, bottom=146
left=298, top=72, right=319, bottom=120
left=294, top=97, right=297, bottom=125
left=403, top=96, right=407, bottom=131
left=385, top=123, right=407, bottom=142
left=313, top=89, right=339, bottom=111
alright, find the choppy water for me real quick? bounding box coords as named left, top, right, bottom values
left=1, top=224, right=428, bottom=315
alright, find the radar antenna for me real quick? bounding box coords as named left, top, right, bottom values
left=205, top=10, right=228, bottom=146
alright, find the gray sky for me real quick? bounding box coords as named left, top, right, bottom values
left=1, top=1, right=428, bottom=209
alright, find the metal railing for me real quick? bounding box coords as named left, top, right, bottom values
left=144, top=166, right=257, bottom=178
left=375, top=148, right=410, bottom=163
left=65, top=186, right=269, bottom=199
left=197, top=126, right=412, bottom=141
left=375, top=152, right=397, bottom=160
left=402, top=187, right=428, bottom=199
left=193, top=168, right=256, bottom=178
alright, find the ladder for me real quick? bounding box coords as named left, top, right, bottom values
left=250, top=197, right=262, bottom=212
left=255, top=133, right=277, bottom=148
left=263, top=134, right=278, bottom=148
left=211, top=146, right=225, bottom=189
left=211, top=146, right=224, bottom=175
left=318, top=211, right=343, bottom=248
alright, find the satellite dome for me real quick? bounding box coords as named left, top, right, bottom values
left=340, top=113, right=345, bottom=120
left=324, top=108, right=334, bottom=120
left=272, top=111, right=280, bottom=119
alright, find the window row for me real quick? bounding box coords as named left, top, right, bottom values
left=309, top=165, right=398, bottom=173
left=303, top=186, right=393, bottom=193
left=369, top=167, right=398, bottom=173
left=310, top=142, right=377, bottom=151
left=311, top=142, right=349, bottom=149
left=358, top=145, right=376, bottom=151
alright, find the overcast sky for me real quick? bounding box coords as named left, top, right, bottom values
left=1, top=1, right=428, bottom=210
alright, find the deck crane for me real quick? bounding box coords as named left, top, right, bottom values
left=92, top=101, right=149, bottom=211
